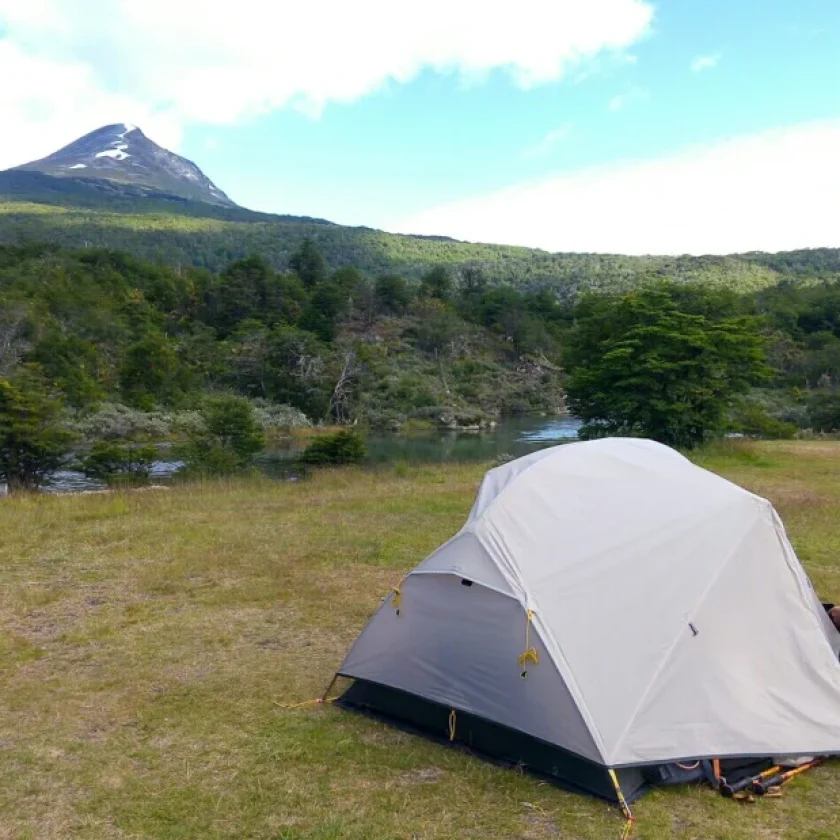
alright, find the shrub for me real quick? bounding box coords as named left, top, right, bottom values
left=730, top=402, right=797, bottom=439
left=179, top=396, right=265, bottom=475
left=807, top=391, right=840, bottom=433
left=77, top=441, right=157, bottom=485
left=251, top=399, right=311, bottom=432
left=299, top=429, right=366, bottom=466
left=62, top=402, right=172, bottom=441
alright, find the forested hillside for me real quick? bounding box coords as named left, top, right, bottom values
left=0, top=242, right=567, bottom=434
left=1, top=238, right=839, bottom=437
left=2, top=180, right=838, bottom=296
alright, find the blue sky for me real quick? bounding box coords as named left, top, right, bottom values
left=1, top=0, right=838, bottom=253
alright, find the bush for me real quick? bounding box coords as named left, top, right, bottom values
left=62, top=402, right=172, bottom=441
left=298, top=429, right=366, bottom=466
left=807, top=391, right=840, bottom=432
left=730, top=402, right=797, bottom=439
left=179, top=396, right=265, bottom=475
left=77, top=441, right=157, bottom=485
left=251, top=399, right=311, bottom=432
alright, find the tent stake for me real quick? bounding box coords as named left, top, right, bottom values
left=320, top=673, right=339, bottom=704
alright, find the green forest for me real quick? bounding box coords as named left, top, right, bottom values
left=1, top=189, right=838, bottom=295
left=1, top=186, right=839, bottom=489
left=1, top=236, right=839, bottom=427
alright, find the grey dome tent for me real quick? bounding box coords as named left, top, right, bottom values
left=333, top=438, right=840, bottom=804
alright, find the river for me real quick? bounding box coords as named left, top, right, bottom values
left=39, top=415, right=582, bottom=494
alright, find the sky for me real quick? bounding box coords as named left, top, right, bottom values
left=0, top=0, right=838, bottom=255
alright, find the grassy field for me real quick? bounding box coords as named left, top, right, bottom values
left=2, top=441, right=840, bottom=840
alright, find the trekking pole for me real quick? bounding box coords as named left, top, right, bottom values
left=752, top=759, right=823, bottom=796
left=720, top=766, right=780, bottom=798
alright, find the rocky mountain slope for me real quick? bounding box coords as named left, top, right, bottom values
left=8, top=124, right=234, bottom=207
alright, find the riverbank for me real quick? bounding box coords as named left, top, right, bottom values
left=2, top=441, right=839, bottom=839
left=7, top=415, right=581, bottom=494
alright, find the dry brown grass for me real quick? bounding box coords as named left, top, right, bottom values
left=1, top=447, right=840, bottom=839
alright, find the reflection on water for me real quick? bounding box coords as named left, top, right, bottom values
left=36, top=416, right=581, bottom=494
left=43, top=459, right=184, bottom=494
left=363, top=416, right=580, bottom=465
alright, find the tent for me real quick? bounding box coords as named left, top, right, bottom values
left=333, top=438, right=840, bottom=804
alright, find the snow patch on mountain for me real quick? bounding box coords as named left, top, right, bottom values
left=96, top=146, right=130, bottom=160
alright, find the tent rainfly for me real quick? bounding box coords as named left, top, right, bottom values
left=333, top=438, right=840, bottom=804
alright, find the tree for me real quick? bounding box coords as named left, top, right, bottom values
left=460, top=263, right=487, bottom=295
left=180, top=395, right=265, bottom=474
left=263, top=326, right=330, bottom=418
left=288, top=238, right=327, bottom=288
left=119, top=332, right=183, bottom=409
left=298, top=281, right=350, bottom=342
left=375, top=274, right=411, bottom=315
left=420, top=266, right=453, bottom=301
left=0, top=369, right=74, bottom=492
left=564, top=284, right=768, bottom=448
left=30, top=323, right=104, bottom=407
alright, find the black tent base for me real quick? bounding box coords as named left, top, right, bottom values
left=337, top=678, right=648, bottom=804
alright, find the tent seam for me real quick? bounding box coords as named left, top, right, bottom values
left=607, top=500, right=764, bottom=765
left=475, top=526, right=611, bottom=764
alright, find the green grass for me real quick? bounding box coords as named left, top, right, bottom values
left=2, top=443, right=840, bottom=839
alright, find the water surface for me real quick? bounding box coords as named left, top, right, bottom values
left=38, top=415, right=581, bottom=493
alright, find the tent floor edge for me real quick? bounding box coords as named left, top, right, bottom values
left=337, top=678, right=648, bottom=805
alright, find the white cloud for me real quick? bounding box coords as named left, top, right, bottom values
left=0, top=0, right=653, bottom=169
left=388, top=120, right=840, bottom=255
left=0, top=40, right=184, bottom=166
left=523, top=123, right=574, bottom=159
left=690, top=53, right=721, bottom=72
left=608, top=87, right=650, bottom=111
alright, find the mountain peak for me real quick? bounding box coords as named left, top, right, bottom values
left=9, top=124, right=235, bottom=207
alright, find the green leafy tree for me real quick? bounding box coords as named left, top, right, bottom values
left=205, top=395, right=265, bottom=460
left=30, top=324, right=104, bottom=407
left=288, top=238, right=327, bottom=288
left=564, top=284, right=769, bottom=448
left=420, top=266, right=453, bottom=301
left=0, top=369, right=74, bottom=492
left=180, top=395, right=265, bottom=474
left=119, top=333, right=183, bottom=409
left=413, top=306, right=462, bottom=356
left=375, top=274, right=411, bottom=315
left=298, top=281, right=350, bottom=342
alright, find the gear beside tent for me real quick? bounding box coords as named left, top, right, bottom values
left=332, top=438, right=840, bottom=806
